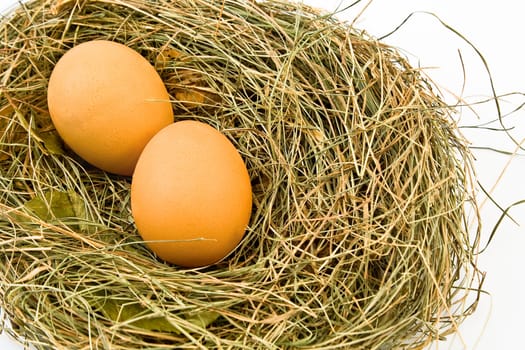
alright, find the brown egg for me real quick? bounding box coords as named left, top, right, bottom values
left=47, top=40, right=173, bottom=175
left=130, top=120, right=252, bottom=268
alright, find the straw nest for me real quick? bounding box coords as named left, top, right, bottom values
left=0, top=0, right=483, bottom=349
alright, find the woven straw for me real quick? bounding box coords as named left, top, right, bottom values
left=0, top=1, right=482, bottom=349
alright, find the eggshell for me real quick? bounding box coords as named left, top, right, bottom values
left=47, top=40, right=173, bottom=175
left=130, top=120, right=252, bottom=267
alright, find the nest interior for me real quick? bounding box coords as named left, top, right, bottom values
left=0, top=0, right=482, bottom=349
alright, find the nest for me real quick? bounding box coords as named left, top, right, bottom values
left=0, top=0, right=483, bottom=349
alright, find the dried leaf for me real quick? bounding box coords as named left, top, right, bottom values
left=175, top=89, right=208, bottom=105
left=155, top=48, right=221, bottom=108
left=50, top=0, right=114, bottom=15
left=155, top=48, right=187, bottom=68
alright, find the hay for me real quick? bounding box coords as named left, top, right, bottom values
left=0, top=0, right=483, bottom=349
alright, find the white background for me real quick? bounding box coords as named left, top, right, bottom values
left=1, top=0, right=524, bottom=349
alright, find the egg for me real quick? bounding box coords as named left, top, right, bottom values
left=47, top=40, right=173, bottom=175
left=130, top=120, right=252, bottom=267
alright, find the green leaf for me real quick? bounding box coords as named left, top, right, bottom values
left=24, top=190, right=87, bottom=223
left=186, top=310, right=220, bottom=328
left=98, top=298, right=180, bottom=333
left=39, top=131, right=65, bottom=155
left=95, top=296, right=219, bottom=334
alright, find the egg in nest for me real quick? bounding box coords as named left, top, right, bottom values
left=47, top=40, right=173, bottom=175
left=131, top=120, right=253, bottom=268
